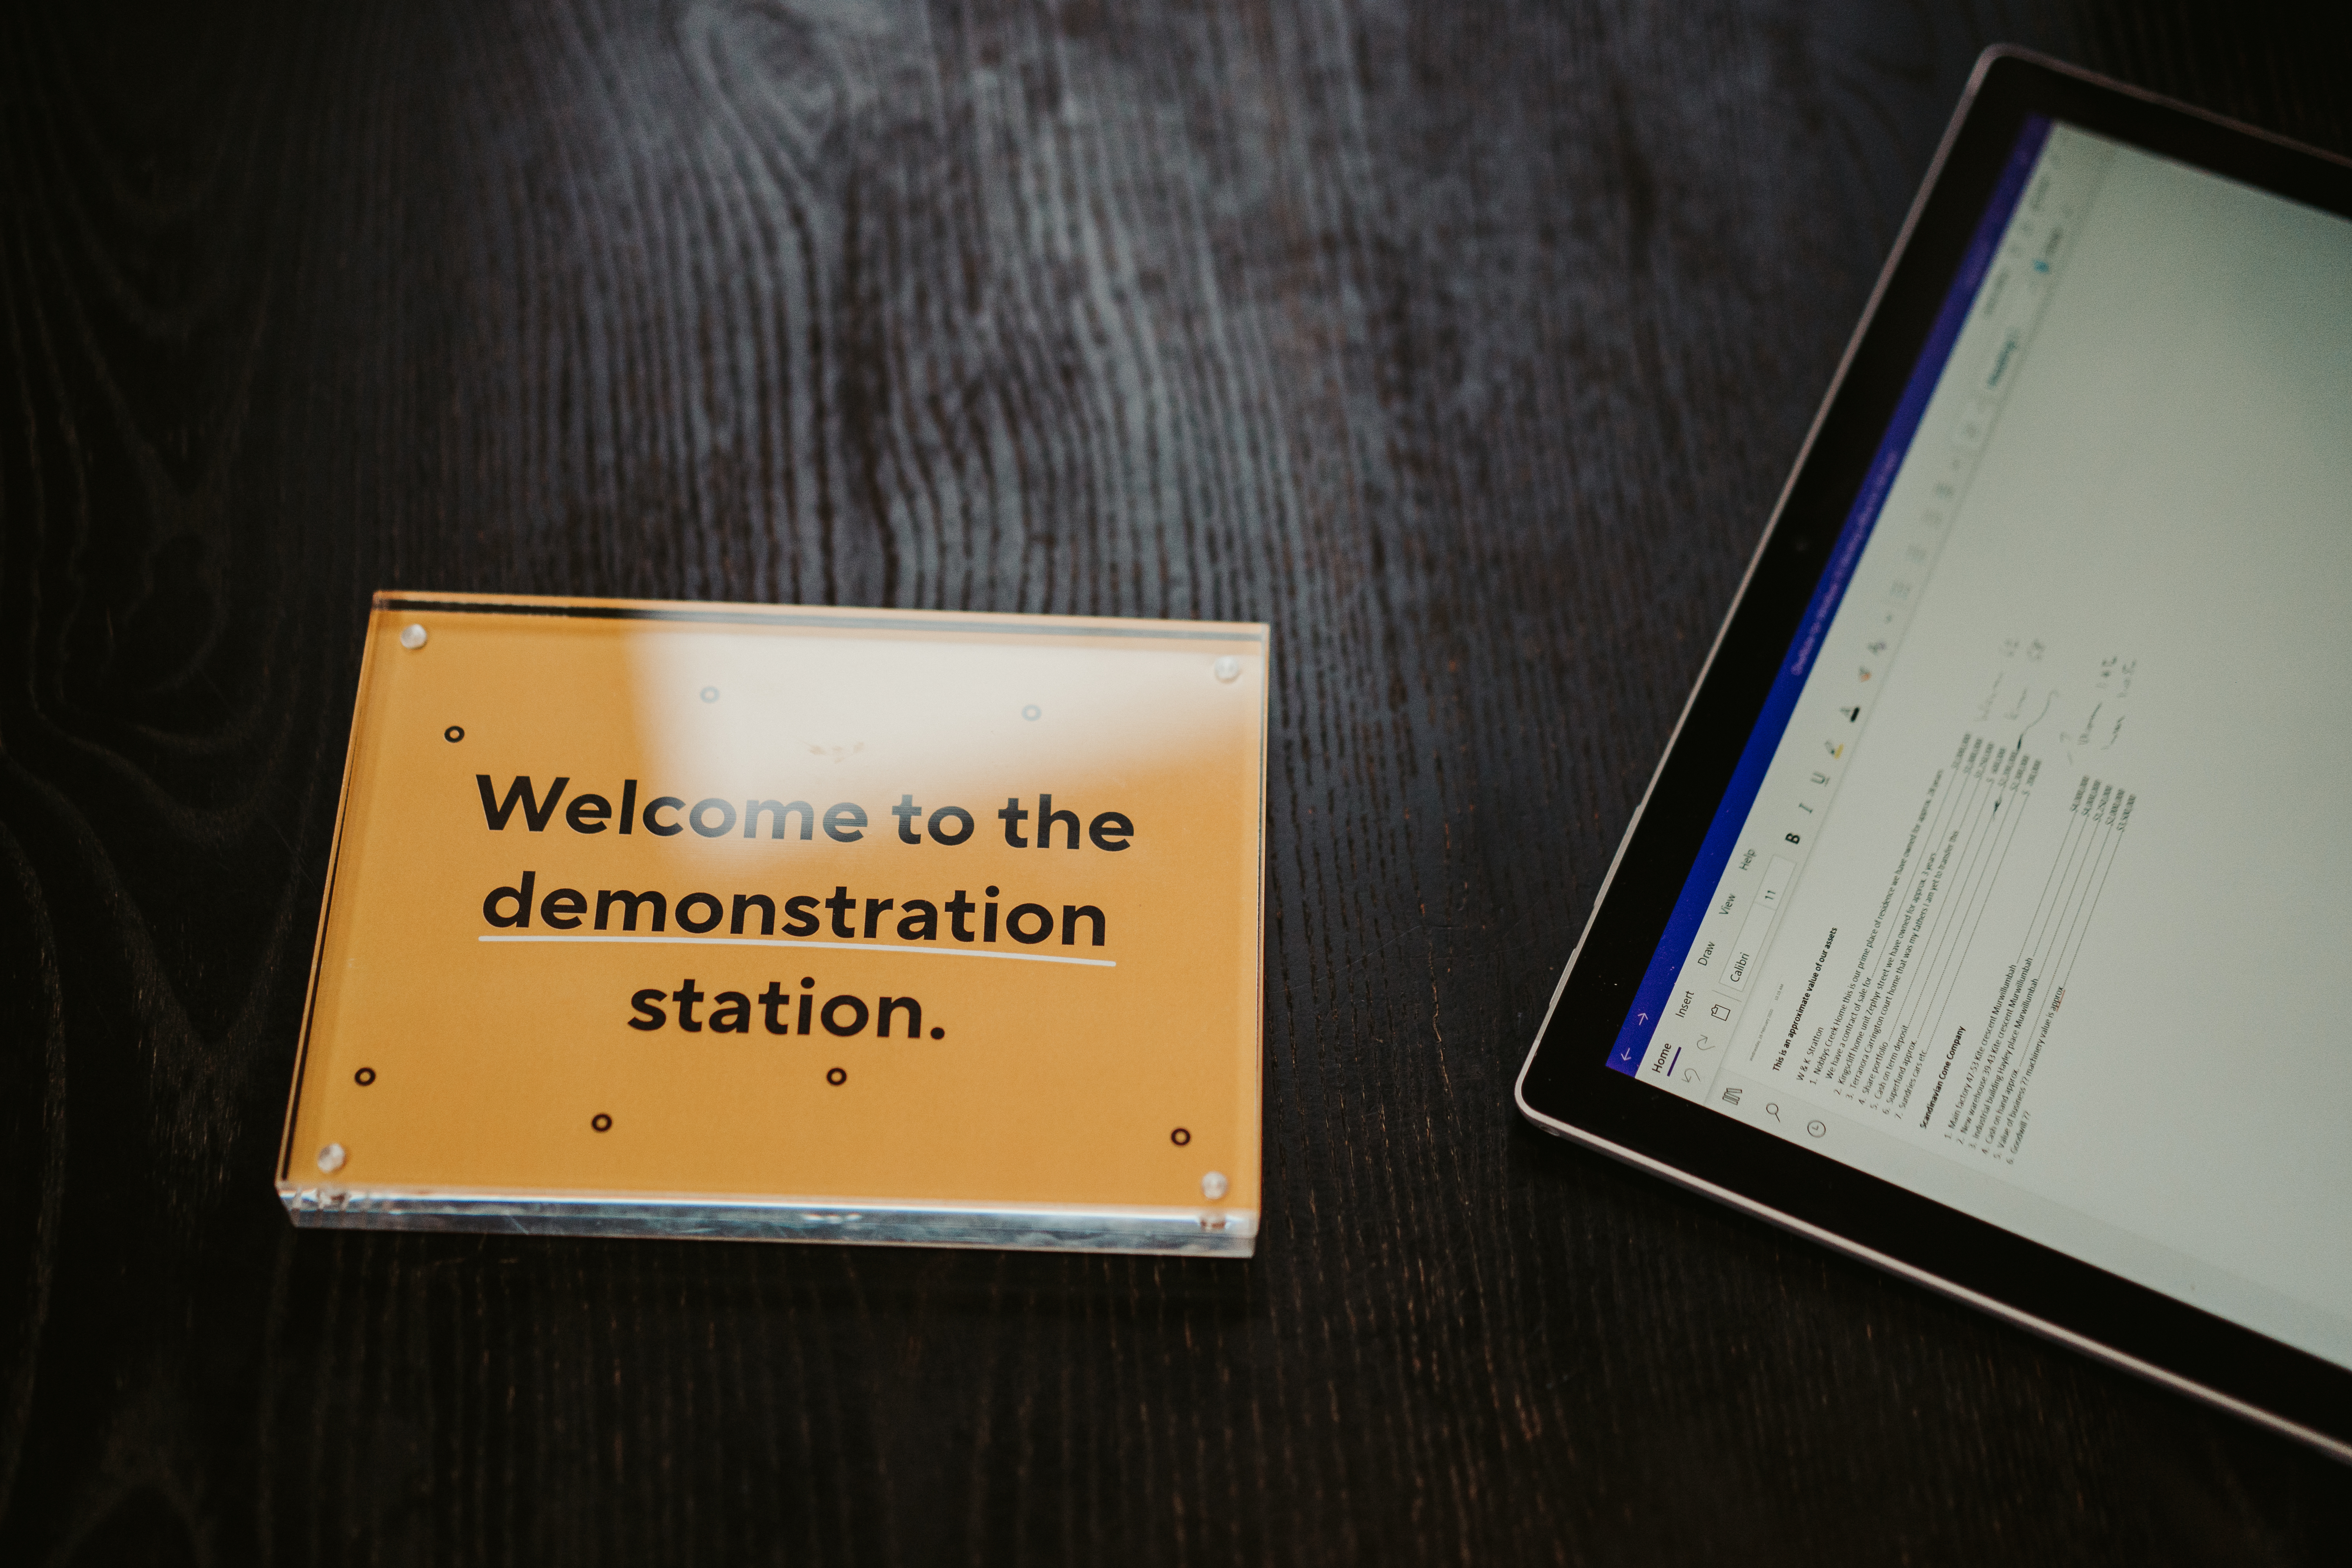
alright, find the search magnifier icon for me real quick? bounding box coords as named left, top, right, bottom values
left=1766, top=1103, right=1782, bottom=1122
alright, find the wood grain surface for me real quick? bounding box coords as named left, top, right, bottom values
left=4, top=2, right=2349, bottom=1562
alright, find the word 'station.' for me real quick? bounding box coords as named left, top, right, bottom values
left=626, top=976, right=943, bottom=1042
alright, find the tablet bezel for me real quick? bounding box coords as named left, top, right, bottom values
left=1514, top=47, right=2352, bottom=1461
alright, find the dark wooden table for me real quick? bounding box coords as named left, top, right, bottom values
left=5, top=3, right=2349, bottom=1562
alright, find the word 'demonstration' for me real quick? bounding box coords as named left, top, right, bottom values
left=482, top=874, right=1107, bottom=949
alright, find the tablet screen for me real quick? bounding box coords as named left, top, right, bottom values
left=1608, top=116, right=2352, bottom=1369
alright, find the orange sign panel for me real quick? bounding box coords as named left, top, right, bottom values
left=278, top=592, right=1269, bottom=1255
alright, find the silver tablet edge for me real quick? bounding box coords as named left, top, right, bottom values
left=1510, top=1092, right=2352, bottom=1465
left=1513, top=48, right=2011, bottom=1109
left=1512, top=46, right=2352, bottom=1464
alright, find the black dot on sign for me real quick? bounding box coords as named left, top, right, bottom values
left=929, top=1027, right=944, bottom=1040
left=443, top=725, right=465, bottom=743
left=985, top=886, right=999, bottom=897
left=591, top=1113, right=612, bottom=1132
left=699, top=686, right=719, bottom=703
left=826, top=1067, right=848, bottom=1086
left=1171, top=1127, right=1191, bottom=1146
left=801, top=977, right=815, bottom=988
left=354, top=1067, right=376, bottom=1086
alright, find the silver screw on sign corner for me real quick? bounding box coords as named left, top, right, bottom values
left=1212, top=656, right=1241, bottom=682
left=1200, top=1171, right=1229, bottom=1201
left=399, top=623, right=428, bottom=650
left=317, top=1143, right=347, bottom=1174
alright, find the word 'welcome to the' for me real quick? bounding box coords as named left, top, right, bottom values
left=477, top=777, right=1133, bottom=850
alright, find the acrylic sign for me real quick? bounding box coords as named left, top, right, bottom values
left=277, top=593, right=1268, bottom=1255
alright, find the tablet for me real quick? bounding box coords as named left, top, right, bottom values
left=1515, top=48, right=2352, bottom=1460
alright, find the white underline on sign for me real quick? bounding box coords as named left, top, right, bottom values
left=476, top=934, right=1116, bottom=968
